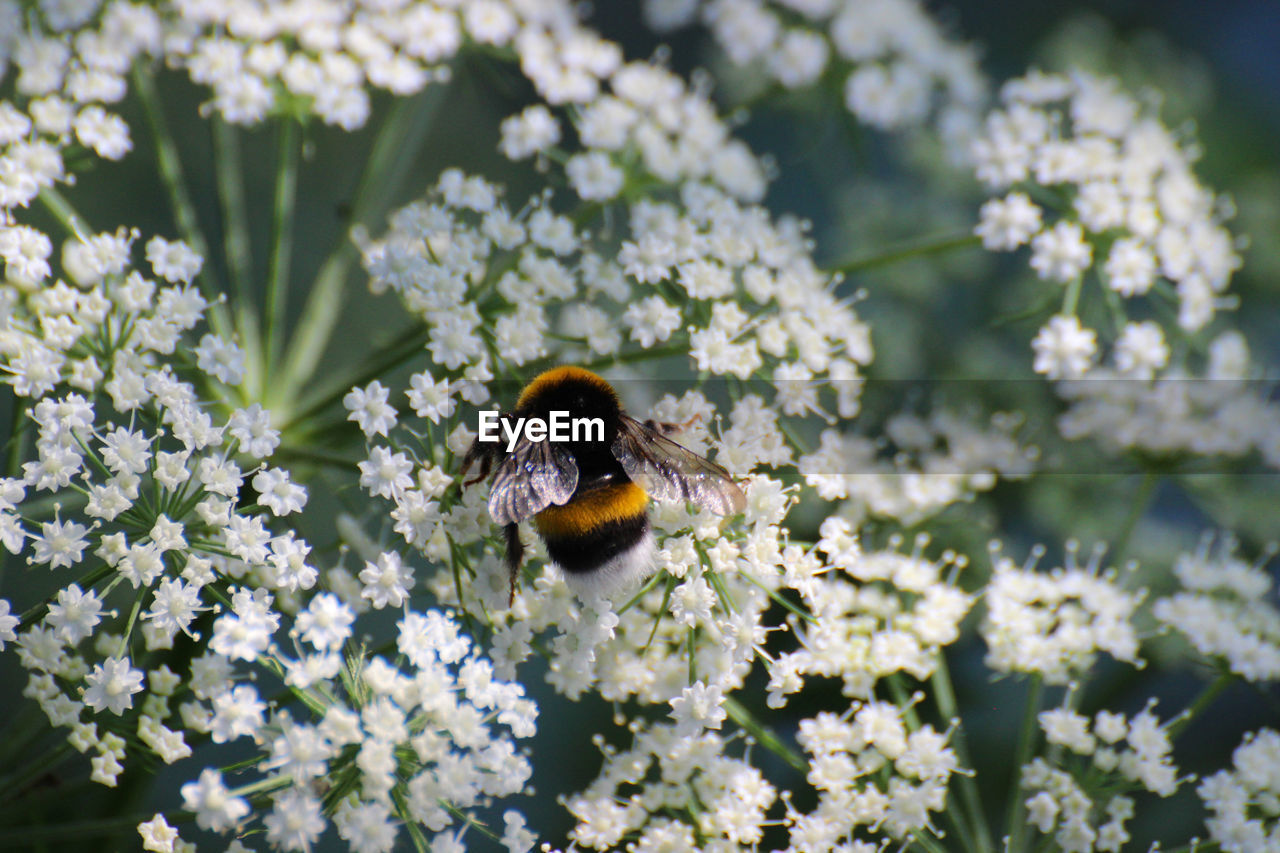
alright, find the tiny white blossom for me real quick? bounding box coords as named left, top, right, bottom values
left=1032, top=315, right=1096, bottom=380
left=360, top=552, right=414, bottom=609
left=344, top=380, right=398, bottom=438
left=83, top=657, right=145, bottom=715
left=181, top=767, right=251, bottom=832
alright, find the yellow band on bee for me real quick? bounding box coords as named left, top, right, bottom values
left=516, top=366, right=618, bottom=409
left=535, top=481, right=648, bottom=537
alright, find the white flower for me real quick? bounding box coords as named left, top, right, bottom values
left=145, top=237, right=203, bottom=283
left=344, top=380, right=398, bottom=438
left=976, top=192, right=1042, bottom=250
left=209, top=588, right=280, bottom=661
left=227, top=403, right=281, bottom=459
left=1112, top=321, right=1168, bottom=378
left=359, top=446, right=414, bottom=499
left=252, top=468, right=307, bottom=516
left=193, top=334, right=245, bottom=384
left=1030, top=220, right=1092, bottom=282
left=670, top=681, right=727, bottom=735
left=500, top=810, right=536, bottom=853
left=0, top=224, right=53, bottom=284
left=29, top=517, right=90, bottom=569
left=45, top=583, right=102, bottom=644
left=268, top=532, right=317, bottom=592
left=499, top=104, right=560, bottom=160
left=360, top=552, right=414, bottom=609
left=136, top=814, right=178, bottom=853
left=623, top=295, right=681, bottom=347
left=73, top=106, right=131, bottom=159
left=1104, top=237, right=1157, bottom=296
left=209, top=683, right=267, bottom=743
left=769, top=29, right=829, bottom=89
left=1032, top=315, right=1096, bottom=379
left=142, top=578, right=204, bottom=642
left=296, top=593, right=355, bottom=652
left=181, top=768, right=251, bottom=832
left=0, top=599, right=19, bottom=650
left=566, top=150, right=625, bottom=201
left=406, top=372, right=454, bottom=423
left=83, top=656, right=145, bottom=715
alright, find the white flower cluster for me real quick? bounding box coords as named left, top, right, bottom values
left=973, top=70, right=1242, bottom=380
left=643, top=0, right=987, bottom=144
left=1023, top=701, right=1180, bottom=853
left=1056, top=330, right=1280, bottom=469
left=361, top=169, right=871, bottom=395
left=1199, top=728, right=1280, bottom=852
left=178, top=607, right=535, bottom=851
left=0, top=218, right=536, bottom=846
left=786, top=703, right=958, bottom=848
left=358, top=160, right=872, bottom=434
left=1038, top=701, right=1179, bottom=792
left=5, top=332, right=308, bottom=792
left=1153, top=534, right=1280, bottom=681
left=1024, top=763, right=1137, bottom=853
left=770, top=523, right=973, bottom=703
left=1, top=0, right=626, bottom=136
left=503, top=60, right=766, bottom=202
left=565, top=724, right=777, bottom=850
left=1, top=229, right=229, bottom=396
left=798, top=406, right=1036, bottom=525
left=981, top=542, right=1144, bottom=684
left=0, top=0, right=159, bottom=213
left=166, top=0, right=627, bottom=127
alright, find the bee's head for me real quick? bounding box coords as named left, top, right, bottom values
left=516, top=366, right=621, bottom=420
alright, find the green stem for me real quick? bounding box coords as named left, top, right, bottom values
left=723, top=696, right=807, bottom=772
left=131, top=64, right=228, bottom=339
left=132, top=65, right=206, bottom=260
left=1112, top=471, right=1159, bottom=564
left=831, top=232, right=982, bottom=276
left=264, top=117, right=299, bottom=376
left=1161, top=841, right=1222, bottom=853
left=1061, top=275, right=1083, bottom=317
left=393, top=787, right=430, bottom=853
left=1004, top=675, right=1043, bottom=853
left=0, top=812, right=172, bottom=847
left=582, top=343, right=689, bottom=370
left=210, top=118, right=254, bottom=309
left=911, top=829, right=954, bottom=853
left=211, top=117, right=263, bottom=399
left=3, top=394, right=28, bottom=478
left=114, top=587, right=147, bottom=659
left=888, top=674, right=977, bottom=853
left=36, top=187, right=91, bottom=242
left=932, top=654, right=995, bottom=853
left=0, top=742, right=73, bottom=805
left=1167, top=671, right=1234, bottom=741
left=0, top=705, right=42, bottom=771
left=282, top=321, right=429, bottom=434
left=277, top=84, right=448, bottom=409
left=270, top=445, right=360, bottom=472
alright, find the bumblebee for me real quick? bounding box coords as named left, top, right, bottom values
left=460, top=366, right=746, bottom=602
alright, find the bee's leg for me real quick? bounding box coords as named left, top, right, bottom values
left=503, top=522, right=523, bottom=605
left=460, top=440, right=494, bottom=487
left=644, top=413, right=703, bottom=436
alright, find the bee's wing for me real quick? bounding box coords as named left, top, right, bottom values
left=610, top=414, right=746, bottom=516
left=488, top=439, right=579, bottom=526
